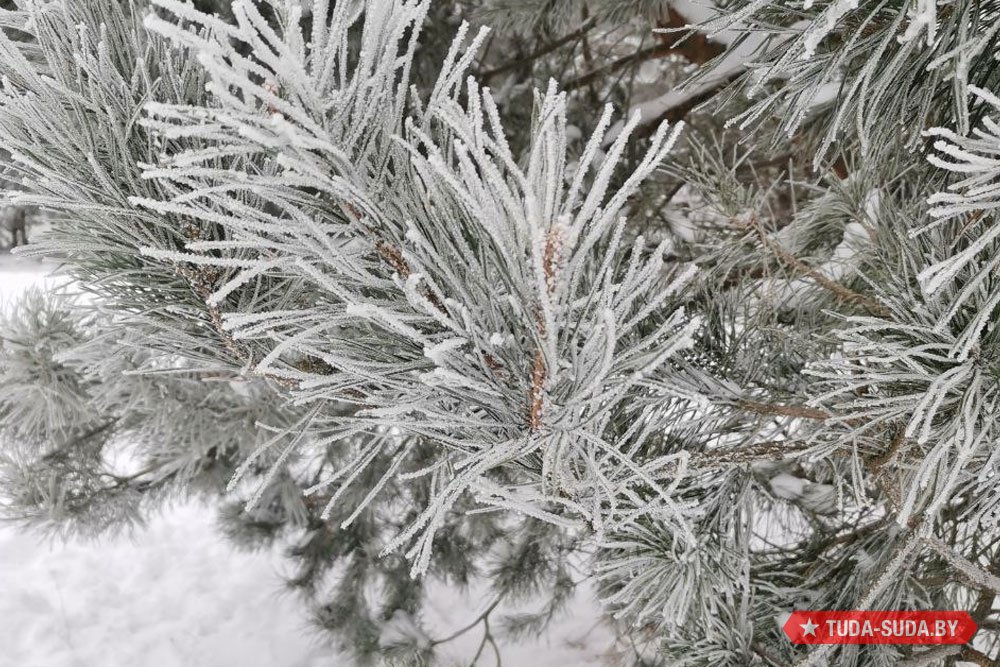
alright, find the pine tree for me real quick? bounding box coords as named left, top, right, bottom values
left=2, top=1, right=1000, bottom=666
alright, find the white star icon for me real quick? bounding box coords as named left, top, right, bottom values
left=800, top=618, right=819, bottom=637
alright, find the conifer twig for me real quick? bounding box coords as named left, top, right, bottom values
left=478, top=16, right=597, bottom=80
left=528, top=226, right=562, bottom=431
left=735, top=398, right=830, bottom=421
left=924, top=536, right=1000, bottom=595
left=689, top=439, right=812, bottom=469
left=748, top=214, right=889, bottom=317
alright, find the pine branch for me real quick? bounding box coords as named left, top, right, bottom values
left=479, top=16, right=597, bottom=80
left=528, top=226, right=562, bottom=431
left=654, top=7, right=727, bottom=65
left=896, top=645, right=961, bottom=666
left=431, top=597, right=502, bottom=647
left=748, top=214, right=889, bottom=317
left=958, top=646, right=994, bottom=667
left=631, top=71, right=743, bottom=142
left=752, top=642, right=791, bottom=667
left=864, top=426, right=906, bottom=511
left=734, top=399, right=830, bottom=422
left=565, top=42, right=672, bottom=92
left=564, top=6, right=730, bottom=96
left=923, top=537, right=1000, bottom=594
left=689, top=439, right=812, bottom=470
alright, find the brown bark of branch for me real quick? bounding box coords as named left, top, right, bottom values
left=631, top=71, right=744, bottom=142
left=958, top=646, right=994, bottom=666
left=655, top=7, right=727, bottom=64
left=864, top=425, right=906, bottom=510
left=749, top=214, right=890, bottom=317
left=751, top=643, right=791, bottom=667
left=735, top=398, right=830, bottom=421
left=528, top=227, right=562, bottom=430
left=564, top=7, right=730, bottom=94
left=689, top=439, right=812, bottom=470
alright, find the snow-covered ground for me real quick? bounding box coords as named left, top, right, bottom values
left=0, top=253, right=615, bottom=667
left=0, top=502, right=336, bottom=667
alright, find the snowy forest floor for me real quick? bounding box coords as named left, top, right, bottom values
left=0, top=252, right=617, bottom=667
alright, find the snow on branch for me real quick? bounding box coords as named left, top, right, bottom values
left=141, top=0, right=704, bottom=576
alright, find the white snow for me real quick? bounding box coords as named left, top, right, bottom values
left=769, top=472, right=809, bottom=500
left=0, top=252, right=617, bottom=667
left=769, top=472, right=837, bottom=515
left=422, top=578, right=617, bottom=667
left=0, top=254, right=63, bottom=306
left=0, top=502, right=336, bottom=667
left=603, top=0, right=765, bottom=146
left=757, top=218, right=870, bottom=309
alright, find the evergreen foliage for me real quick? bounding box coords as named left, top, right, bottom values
left=2, top=0, right=1000, bottom=665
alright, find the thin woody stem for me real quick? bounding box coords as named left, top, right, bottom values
left=431, top=597, right=502, bottom=647
left=479, top=17, right=597, bottom=80
left=735, top=398, right=830, bottom=421
left=749, top=214, right=889, bottom=317
left=689, top=439, right=813, bottom=469
left=528, top=227, right=562, bottom=430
